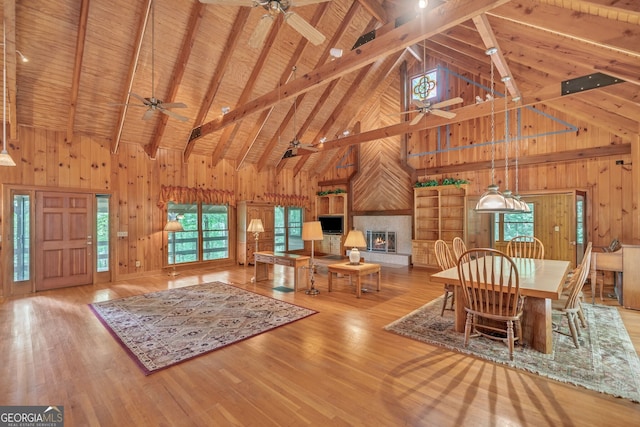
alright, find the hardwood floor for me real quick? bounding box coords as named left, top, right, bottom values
left=2, top=262, right=639, bottom=426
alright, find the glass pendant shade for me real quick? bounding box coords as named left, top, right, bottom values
left=502, top=189, right=517, bottom=211
left=0, top=150, right=16, bottom=166
left=475, top=184, right=511, bottom=212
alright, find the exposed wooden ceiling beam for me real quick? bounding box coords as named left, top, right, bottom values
left=489, top=0, right=640, bottom=57
left=144, top=1, right=205, bottom=159
left=472, top=13, right=521, bottom=99
left=187, top=0, right=511, bottom=143
left=66, top=0, right=90, bottom=143
left=356, top=0, right=388, bottom=23
left=284, top=65, right=374, bottom=175
left=238, top=2, right=333, bottom=170
left=305, top=51, right=405, bottom=176
left=257, top=0, right=364, bottom=171
left=302, top=82, right=564, bottom=155
left=183, top=7, right=251, bottom=163
left=419, top=144, right=631, bottom=176
left=208, top=14, right=285, bottom=165
left=111, top=0, right=152, bottom=154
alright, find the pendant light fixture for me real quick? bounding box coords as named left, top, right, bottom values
left=501, top=76, right=516, bottom=212
left=0, top=19, right=16, bottom=167
left=475, top=47, right=508, bottom=213
left=512, top=105, right=530, bottom=213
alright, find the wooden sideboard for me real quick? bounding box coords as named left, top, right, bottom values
left=590, top=244, right=640, bottom=310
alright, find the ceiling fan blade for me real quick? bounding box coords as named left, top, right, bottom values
left=430, top=109, right=457, bottom=119
left=249, top=14, right=274, bottom=49
left=159, top=102, right=187, bottom=109
left=431, top=97, right=463, bottom=110
left=285, top=12, right=325, bottom=46
left=410, top=112, right=426, bottom=126
left=130, top=92, right=151, bottom=106
left=159, top=108, right=189, bottom=122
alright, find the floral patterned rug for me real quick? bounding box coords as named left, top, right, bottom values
left=385, top=297, right=640, bottom=402
left=90, top=281, right=317, bottom=375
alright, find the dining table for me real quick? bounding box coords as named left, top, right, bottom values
left=430, top=257, right=571, bottom=354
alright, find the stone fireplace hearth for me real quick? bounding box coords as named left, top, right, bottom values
left=351, top=216, right=411, bottom=265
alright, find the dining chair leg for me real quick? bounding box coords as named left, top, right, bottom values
left=507, top=320, right=515, bottom=360
left=441, top=287, right=453, bottom=316
left=567, top=313, right=580, bottom=348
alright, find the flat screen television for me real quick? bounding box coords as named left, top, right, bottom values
left=318, top=216, right=343, bottom=235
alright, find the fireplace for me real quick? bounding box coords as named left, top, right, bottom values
left=366, top=231, right=396, bottom=253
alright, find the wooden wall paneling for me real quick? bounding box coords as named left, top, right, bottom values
left=79, top=134, right=91, bottom=189
left=68, top=135, right=81, bottom=186
left=33, top=127, right=47, bottom=187
left=116, top=144, right=129, bottom=276
left=134, top=144, right=148, bottom=273
left=634, top=133, right=640, bottom=244
left=45, top=131, right=58, bottom=187
left=19, top=126, right=33, bottom=187
left=125, top=144, right=138, bottom=274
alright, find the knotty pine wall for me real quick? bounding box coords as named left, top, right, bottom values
left=0, top=126, right=316, bottom=292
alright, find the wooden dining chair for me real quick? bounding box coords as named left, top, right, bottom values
left=506, top=235, right=545, bottom=259
left=434, top=240, right=456, bottom=316
left=457, top=248, right=523, bottom=360
left=452, top=237, right=468, bottom=264
left=553, top=245, right=592, bottom=348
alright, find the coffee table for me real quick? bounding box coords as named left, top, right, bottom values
left=327, top=262, right=381, bottom=298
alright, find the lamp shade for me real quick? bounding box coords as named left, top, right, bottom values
left=0, top=150, right=15, bottom=166
left=475, top=184, right=511, bottom=213
left=164, top=219, right=184, bottom=232
left=344, top=230, right=367, bottom=248
left=302, top=221, right=323, bottom=241
left=247, top=218, right=265, bottom=233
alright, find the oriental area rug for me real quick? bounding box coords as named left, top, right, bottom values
left=90, top=281, right=317, bottom=375
left=385, top=297, right=640, bottom=402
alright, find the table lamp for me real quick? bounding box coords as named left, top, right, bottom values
left=164, top=216, right=184, bottom=276
left=344, top=229, right=367, bottom=265
left=302, top=221, right=324, bottom=295
left=247, top=218, right=264, bottom=257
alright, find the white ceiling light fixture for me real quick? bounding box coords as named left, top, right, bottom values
left=0, top=20, right=16, bottom=167
left=330, top=48, right=342, bottom=59
left=475, top=47, right=509, bottom=213
left=418, top=0, right=428, bottom=9
left=16, top=50, right=27, bottom=63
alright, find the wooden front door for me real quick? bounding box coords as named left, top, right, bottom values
left=36, top=192, right=93, bottom=290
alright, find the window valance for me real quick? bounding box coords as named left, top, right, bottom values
left=264, top=192, right=310, bottom=208
left=157, top=185, right=236, bottom=209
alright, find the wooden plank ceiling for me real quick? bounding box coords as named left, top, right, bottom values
left=3, top=0, right=639, bottom=174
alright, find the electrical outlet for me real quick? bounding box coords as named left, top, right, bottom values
left=135, top=260, right=141, bottom=268
left=117, top=231, right=128, bottom=237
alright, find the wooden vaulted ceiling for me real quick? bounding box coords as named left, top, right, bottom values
left=3, top=0, right=639, bottom=175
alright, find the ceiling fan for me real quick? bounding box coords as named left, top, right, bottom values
left=402, top=96, right=464, bottom=125
left=199, top=0, right=328, bottom=48
left=281, top=95, right=318, bottom=159
left=122, top=0, right=188, bottom=122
